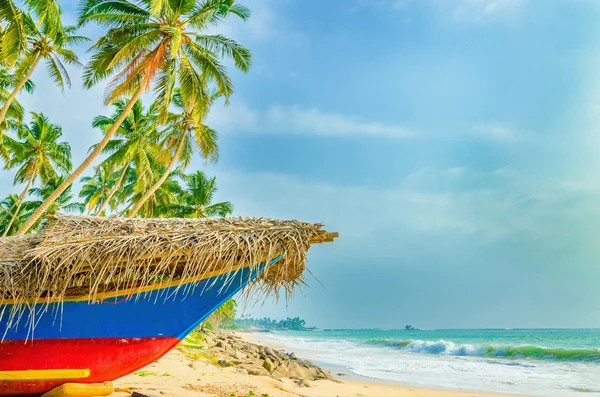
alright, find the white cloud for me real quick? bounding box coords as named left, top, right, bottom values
left=355, top=0, right=411, bottom=10
left=210, top=169, right=553, bottom=244
left=405, top=166, right=467, bottom=183
left=207, top=102, right=413, bottom=138
left=447, top=0, right=526, bottom=20
left=207, top=167, right=600, bottom=256
left=358, top=0, right=526, bottom=21
left=441, top=166, right=467, bottom=178
left=472, top=123, right=519, bottom=142
left=265, top=106, right=412, bottom=137
left=559, top=180, right=600, bottom=192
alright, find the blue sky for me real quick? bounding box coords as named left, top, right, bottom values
left=9, top=0, right=600, bottom=328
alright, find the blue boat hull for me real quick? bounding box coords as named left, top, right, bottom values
left=0, top=262, right=268, bottom=396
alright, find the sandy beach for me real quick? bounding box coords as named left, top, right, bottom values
left=108, top=331, right=527, bottom=397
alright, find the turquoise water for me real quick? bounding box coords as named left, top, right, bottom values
left=250, top=329, right=600, bottom=396
left=295, top=328, right=600, bottom=361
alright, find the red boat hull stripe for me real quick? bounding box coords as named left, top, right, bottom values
left=0, top=337, right=180, bottom=396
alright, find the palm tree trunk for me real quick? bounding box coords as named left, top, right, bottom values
left=119, top=200, right=135, bottom=217
left=95, top=165, right=129, bottom=215
left=0, top=55, right=41, bottom=126
left=15, top=86, right=145, bottom=235
left=126, top=135, right=185, bottom=218
left=3, top=174, right=34, bottom=236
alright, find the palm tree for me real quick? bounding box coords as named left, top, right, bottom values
left=0, top=11, right=87, bottom=127
left=170, top=171, right=232, bottom=218
left=0, top=0, right=27, bottom=66
left=16, top=0, right=251, bottom=235
left=123, top=166, right=186, bottom=218
left=0, top=0, right=65, bottom=65
left=2, top=112, right=71, bottom=236
left=126, top=91, right=218, bottom=217
left=79, top=166, right=115, bottom=215
left=28, top=177, right=82, bottom=218
left=0, top=194, right=31, bottom=235
left=0, top=67, right=34, bottom=120
left=92, top=99, right=160, bottom=214
left=0, top=67, right=34, bottom=162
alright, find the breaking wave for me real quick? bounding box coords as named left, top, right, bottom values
left=365, top=339, right=600, bottom=362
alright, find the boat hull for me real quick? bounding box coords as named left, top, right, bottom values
left=0, top=263, right=266, bottom=396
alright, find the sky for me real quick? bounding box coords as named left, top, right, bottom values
left=8, top=0, right=600, bottom=329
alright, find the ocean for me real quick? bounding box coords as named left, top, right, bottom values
left=249, top=328, right=600, bottom=396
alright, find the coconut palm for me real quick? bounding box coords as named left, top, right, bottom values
left=0, top=0, right=27, bottom=66
left=0, top=11, right=87, bottom=128
left=79, top=166, right=116, bottom=215
left=28, top=177, right=82, bottom=217
left=126, top=91, right=218, bottom=217
left=170, top=171, right=232, bottom=218
left=0, top=0, right=65, bottom=65
left=0, top=67, right=34, bottom=120
left=0, top=67, right=34, bottom=162
left=16, top=0, right=251, bottom=235
left=24, top=0, right=64, bottom=36
left=2, top=112, right=71, bottom=236
left=122, top=166, right=185, bottom=218
left=92, top=98, right=161, bottom=214
left=0, top=194, right=32, bottom=235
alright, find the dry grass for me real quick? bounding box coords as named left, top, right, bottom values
left=0, top=215, right=337, bottom=334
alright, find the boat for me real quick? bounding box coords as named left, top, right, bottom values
left=0, top=215, right=337, bottom=396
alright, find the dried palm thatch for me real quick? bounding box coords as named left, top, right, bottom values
left=0, top=215, right=337, bottom=331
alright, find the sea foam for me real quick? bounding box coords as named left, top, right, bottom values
left=250, top=330, right=600, bottom=397
left=366, top=339, right=600, bottom=362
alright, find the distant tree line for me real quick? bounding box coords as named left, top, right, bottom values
left=234, top=316, right=307, bottom=331
left=201, top=300, right=309, bottom=331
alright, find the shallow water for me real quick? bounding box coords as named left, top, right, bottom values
left=251, top=328, right=600, bottom=396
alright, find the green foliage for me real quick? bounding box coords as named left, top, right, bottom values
left=124, top=91, right=220, bottom=218
left=234, top=316, right=308, bottom=331
left=0, top=194, right=32, bottom=235
left=204, top=298, right=238, bottom=329
left=78, top=0, right=251, bottom=108
left=28, top=176, right=83, bottom=216
left=133, top=370, right=158, bottom=377
left=79, top=166, right=116, bottom=215
left=0, top=1, right=87, bottom=129
left=159, top=170, right=233, bottom=218
left=0, top=0, right=253, bottom=236
left=89, top=99, right=161, bottom=214
left=12, top=0, right=252, bottom=235
left=8, top=112, right=72, bottom=184
left=0, top=112, right=72, bottom=235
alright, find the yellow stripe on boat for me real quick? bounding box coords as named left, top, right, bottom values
left=0, top=368, right=90, bottom=381
left=41, top=382, right=114, bottom=397
left=1, top=259, right=260, bottom=305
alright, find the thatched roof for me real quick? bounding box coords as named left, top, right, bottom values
left=0, top=215, right=337, bottom=331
